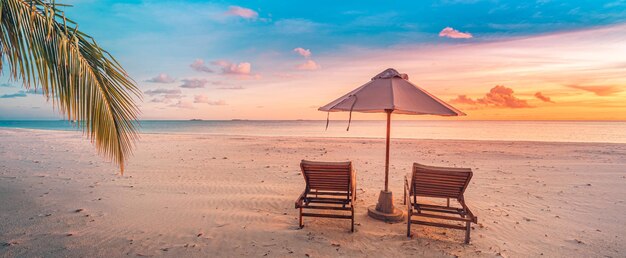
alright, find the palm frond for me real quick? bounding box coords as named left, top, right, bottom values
left=0, top=0, right=141, bottom=173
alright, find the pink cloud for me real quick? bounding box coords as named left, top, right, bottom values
left=450, top=85, right=532, bottom=108
left=296, top=60, right=321, bottom=70
left=217, top=86, right=245, bottom=90
left=293, top=47, right=311, bottom=58
left=144, top=88, right=181, bottom=96
left=190, top=59, right=213, bottom=73
left=534, top=92, right=555, bottom=103
left=225, top=6, right=258, bottom=19
left=150, top=94, right=182, bottom=104
left=180, top=79, right=208, bottom=88
left=273, top=72, right=301, bottom=79
left=439, top=27, right=473, bottom=39
left=212, top=60, right=252, bottom=75
left=145, top=73, right=175, bottom=83
left=170, top=100, right=194, bottom=109
left=566, top=85, right=623, bottom=96
left=194, top=94, right=227, bottom=105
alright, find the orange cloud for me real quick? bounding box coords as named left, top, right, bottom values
left=534, top=92, right=554, bottom=103
left=450, top=85, right=532, bottom=108
left=566, top=85, right=623, bottom=96
left=449, top=95, right=477, bottom=105
left=439, top=27, right=473, bottom=39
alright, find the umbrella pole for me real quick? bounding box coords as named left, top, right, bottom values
left=367, top=109, right=403, bottom=222
left=384, top=110, right=391, bottom=192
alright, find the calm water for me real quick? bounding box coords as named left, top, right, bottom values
left=1, top=120, right=625, bottom=144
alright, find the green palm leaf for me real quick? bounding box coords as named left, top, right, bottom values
left=0, top=0, right=141, bottom=173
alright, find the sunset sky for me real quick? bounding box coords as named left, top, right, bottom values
left=1, top=0, right=626, bottom=120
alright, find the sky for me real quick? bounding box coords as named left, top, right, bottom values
left=1, top=0, right=626, bottom=120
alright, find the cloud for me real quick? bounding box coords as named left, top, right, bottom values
left=293, top=48, right=321, bottom=71
left=439, top=27, right=473, bottom=39
left=449, top=95, right=477, bottom=105
left=193, top=94, right=227, bottom=105
left=296, top=60, right=321, bottom=70
left=534, top=92, right=555, bottom=103
left=450, top=85, right=532, bottom=108
left=208, top=81, right=225, bottom=85
left=566, top=85, right=623, bottom=96
left=217, top=86, right=245, bottom=90
left=150, top=95, right=181, bottom=104
left=190, top=59, right=213, bottom=73
left=225, top=6, right=258, bottom=19
left=273, top=73, right=301, bottom=79
left=144, top=88, right=182, bottom=96
left=170, top=100, right=195, bottom=109
left=180, top=79, right=208, bottom=88
left=212, top=60, right=252, bottom=75
left=0, top=92, right=27, bottom=98
left=147, top=88, right=183, bottom=103
left=293, top=48, right=311, bottom=58
left=145, top=73, right=176, bottom=83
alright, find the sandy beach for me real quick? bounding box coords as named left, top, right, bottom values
left=1, top=128, right=625, bottom=257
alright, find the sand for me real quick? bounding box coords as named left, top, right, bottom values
left=1, top=128, right=625, bottom=257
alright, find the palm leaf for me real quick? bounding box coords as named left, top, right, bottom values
left=0, top=0, right=141, bottom=174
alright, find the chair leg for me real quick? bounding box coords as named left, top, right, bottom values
left=464, top=221, right=471, bottom=244
left=403, top=187, right=406, bottom=205
left=350, top=206, right=355, bottom=232
left=299, top=207, right=304, bottom=228
left=406, top=211, right=412, bottom=237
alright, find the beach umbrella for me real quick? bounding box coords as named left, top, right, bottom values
left=319, top=68, right=465, bottom=221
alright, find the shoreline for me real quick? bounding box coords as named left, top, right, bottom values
left=2, top=127, right=626, bottom=146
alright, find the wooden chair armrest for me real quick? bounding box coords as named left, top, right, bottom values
left=351, top=168, right=357, bottom=201
left=459, top=198, right=477, bottom=223
left=295, top=190, right=306, bottom=208
left=404, top=174, right=409, bottom=205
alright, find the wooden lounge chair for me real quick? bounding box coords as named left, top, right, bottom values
left=404, top=162, right=477, bottom=243
left=295, top=160, right=356, bottom=232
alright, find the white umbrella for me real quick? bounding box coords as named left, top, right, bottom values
left=320, top=68, right=465, bottom=221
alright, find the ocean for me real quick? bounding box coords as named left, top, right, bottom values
left=1, top=120, right=625, bottom=144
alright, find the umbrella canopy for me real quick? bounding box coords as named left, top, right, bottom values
left=319, top=68, right=465, bottom=116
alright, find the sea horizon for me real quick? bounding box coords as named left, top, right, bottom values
left=2, top=119, right=626, bottom=144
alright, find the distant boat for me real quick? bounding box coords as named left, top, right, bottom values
left=190, top=119, right=203, bottom=121
left=231, top=119, right=248, bottom=121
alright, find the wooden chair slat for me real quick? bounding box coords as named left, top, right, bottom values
left=409, top=220, right=466, bottom=230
